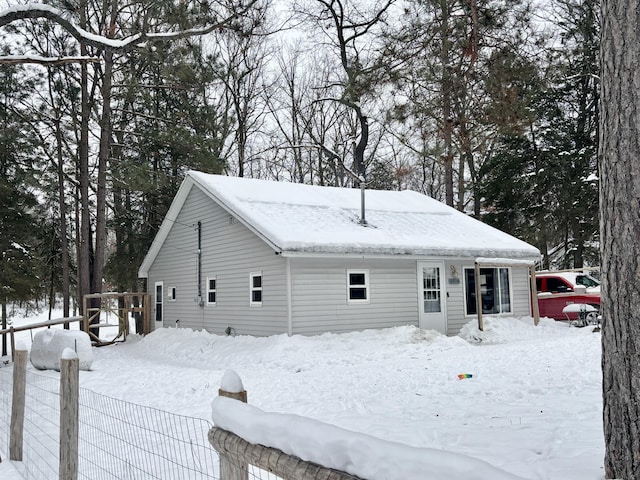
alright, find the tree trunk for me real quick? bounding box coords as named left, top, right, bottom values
left=353, top=112, right=368, bottom=179
left=54, top=117, right=70, bottom=321
left=600, top=1, right=640, bottom=478
left=440, top=0, right=454, bottom=207
left=77, top=2, right=91, bottom=316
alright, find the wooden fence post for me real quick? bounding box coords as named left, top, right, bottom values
left=59, top=350, right=79, bottom=480
left=143, top=293, right=151, bottom=335
left=217, top=370, right=248, bottom=480
left=9, top=348, right=27, bottom=461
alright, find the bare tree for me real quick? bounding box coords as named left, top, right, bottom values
left=294, top=0, right=396, bottom=184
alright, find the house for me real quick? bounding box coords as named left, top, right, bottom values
left=138, top=171, right=541, bottom=337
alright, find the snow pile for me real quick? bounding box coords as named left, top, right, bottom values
left=458, top=316, right=571, bottom=345
left=211, top=396, right=524, bottom=480
left=30, top=329, right=93, bottom=371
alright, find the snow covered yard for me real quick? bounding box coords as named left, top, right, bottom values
left=1, top=314, right=604, bottom=479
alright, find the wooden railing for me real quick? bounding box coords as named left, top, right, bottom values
left=0, top=316, right=84, bottom=361
left=82, top=292, right=150, bottom=345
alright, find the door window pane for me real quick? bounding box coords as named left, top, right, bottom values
left=422, top=267, right=441, bottom=313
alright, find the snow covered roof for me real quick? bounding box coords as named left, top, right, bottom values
left=139, top=172, right=540, bottom=277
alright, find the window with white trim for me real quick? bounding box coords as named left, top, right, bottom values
left=347, top=270, right=369, bottom=304
left=154, top=282, right=163, bottom=322
left=464, top=267, right=511, bottom=315
left=206, top=277, right=217, bottom=305
left=250, top=272, right=262, bottom=306
left=167, top=286, right=176, bottom=301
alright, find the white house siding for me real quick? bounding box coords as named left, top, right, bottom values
left=289, top=258, right=419, bottom=335
left=510, top=267, right=533, bottom=316
left=147, top=186, right=288, bottom=336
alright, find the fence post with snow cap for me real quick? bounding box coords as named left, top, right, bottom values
left=218, top=369, right=248, bottom=403
left=215, top=369, right=248, bottom=480
left=59, top=348, right=79, bottom=480
left=9, top=345, right=27, bottom=461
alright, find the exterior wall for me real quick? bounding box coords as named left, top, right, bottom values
left=289, top=258, right=419, bottom=335
left=510, top=267, right=534, bottom=316
left=147, top=186, right=288, bottom=336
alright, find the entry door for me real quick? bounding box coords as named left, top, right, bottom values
left=417, top=262, right=447, bottom=333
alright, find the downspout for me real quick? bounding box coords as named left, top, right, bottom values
left=197, top=221, right=203, bottom=307
left=286, top=257, right=292, bottom=336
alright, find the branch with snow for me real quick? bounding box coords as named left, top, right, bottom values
left=0, top=54, right=100, bottom=65
left=0, top=1, right=256, bottom=57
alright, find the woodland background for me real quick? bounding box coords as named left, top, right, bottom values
left=0, top=0, right=599, bottom=319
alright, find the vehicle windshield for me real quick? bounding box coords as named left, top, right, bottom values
left=575, top=274, right=600, bottom=288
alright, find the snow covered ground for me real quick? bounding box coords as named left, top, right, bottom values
left=0, top=309, right=605, bottom=479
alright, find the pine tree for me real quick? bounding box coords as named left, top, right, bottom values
left=0, top=61, right=43, bottom=355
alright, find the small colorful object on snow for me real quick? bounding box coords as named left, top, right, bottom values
left=457, top=374, right=473, bottom=380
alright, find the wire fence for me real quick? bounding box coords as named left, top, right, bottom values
left=0, top=360, right=355, bottom=480
left=0, top=365, right=219, bottom=479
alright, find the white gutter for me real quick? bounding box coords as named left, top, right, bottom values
left=279, top=251, right=541, bottom=262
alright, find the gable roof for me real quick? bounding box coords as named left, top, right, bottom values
left=139, top=171, right=540, bottom=277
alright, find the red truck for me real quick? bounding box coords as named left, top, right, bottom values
left=536, top=271, right=601, bottom=323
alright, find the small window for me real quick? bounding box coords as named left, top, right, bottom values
left=250, top=272, right=262, bottom=306
left=167, top=286, right=176, bottom=301
left=347, top=270, right=369, bottom=304
left=206, top=277, right=217, bottom=305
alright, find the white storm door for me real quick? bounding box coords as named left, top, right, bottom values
left=417, top=262, right=447, bottom=333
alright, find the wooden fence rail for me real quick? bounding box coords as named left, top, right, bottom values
left=208, top=427, right=362, bottom=480
left=0, top=317, right=84, bottom=362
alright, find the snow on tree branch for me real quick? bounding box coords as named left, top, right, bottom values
left=0, top=54, right=100, bottom=65
left=0, top=1, right=256, bottom=55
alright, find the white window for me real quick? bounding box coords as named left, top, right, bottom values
left=206, top=276, right=217, bottom=305
left=347, top=270, right=369, bottom=304
left=167, top=286, right=176, bottom=301
left=464, top=267, right=512, bottom=315
left=250, top=272, right=262, bottom=306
